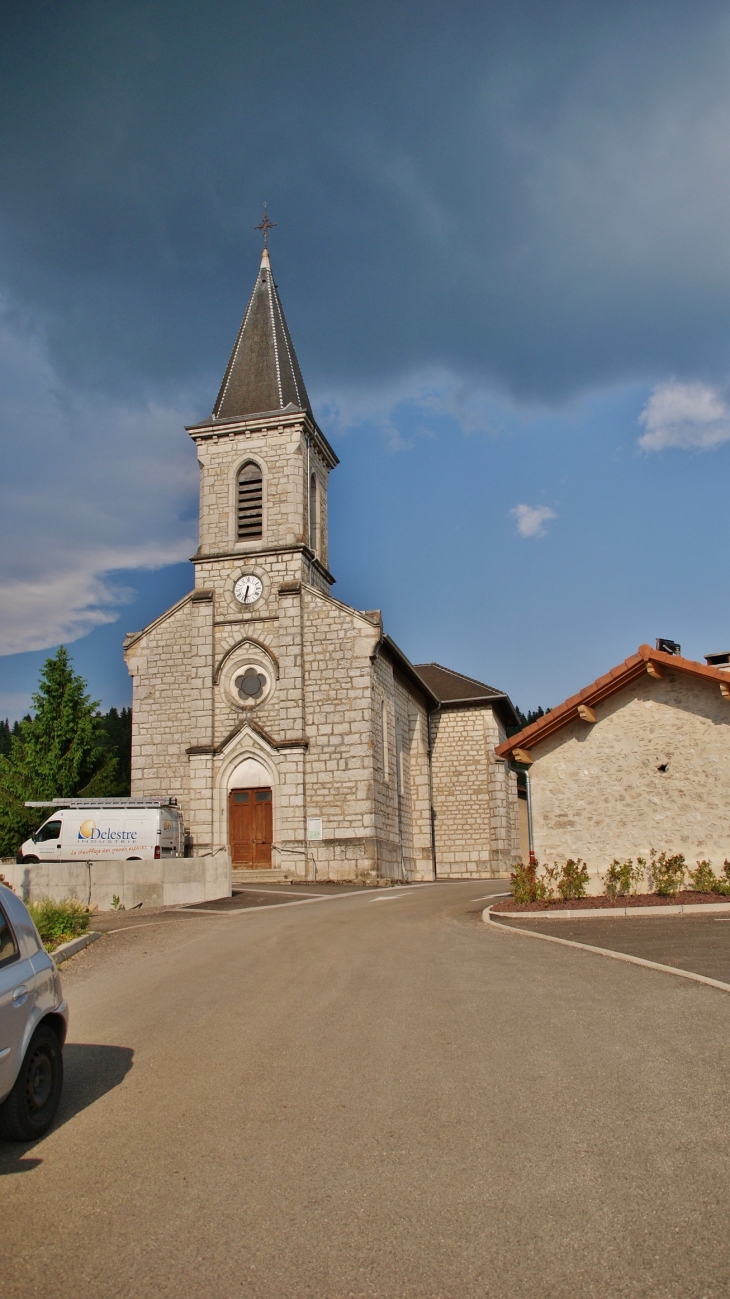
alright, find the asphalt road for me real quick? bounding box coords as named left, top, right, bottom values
left=493, top=910, right=730, bottom=983
left=3, top=880, right=730, bottom=1299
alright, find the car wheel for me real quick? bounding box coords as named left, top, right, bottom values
left=0, top=1024, right=63, bottom=1142
left=22, top=855, right=39, bottom=864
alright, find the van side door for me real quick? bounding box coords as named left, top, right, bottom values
left=32, top=818, right=63, bottom=860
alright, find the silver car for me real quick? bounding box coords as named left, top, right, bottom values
left=0, top=883, right=68, bottom=1141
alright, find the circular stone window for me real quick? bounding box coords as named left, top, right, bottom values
left=224, top=658, right=273, bottom=710
left=234, top=666, right=267, bottom=702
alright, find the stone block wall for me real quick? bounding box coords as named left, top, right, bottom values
left=529, top=670, right=730, bottom=877
left=430, top=705, right=519, bottom=877
left=194, top=412, right=329, bottom=561
left=372, top=652, right=402, bottom=879
left=301, top=587, right=381, bottom=881
left=125, top=594, right=200, bottom=825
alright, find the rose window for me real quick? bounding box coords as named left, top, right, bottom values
left=235, top=667, right=267, bottom=701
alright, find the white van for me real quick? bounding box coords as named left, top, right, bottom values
left=19, top=799, right=184, bottom=864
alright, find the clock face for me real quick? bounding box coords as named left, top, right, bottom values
left=234, top=575, right=263, bottom=605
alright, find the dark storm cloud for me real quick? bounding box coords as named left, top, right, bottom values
left=1, top=0, right=730, bottom=406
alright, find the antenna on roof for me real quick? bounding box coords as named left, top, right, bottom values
left=656, top=638, right=681, bottom=656
left=254, top=204, right=276, bottom=247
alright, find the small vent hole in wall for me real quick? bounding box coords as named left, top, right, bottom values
left=657, top=763, right=668, bottom=773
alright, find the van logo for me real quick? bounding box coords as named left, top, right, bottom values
left=78, top=819, right=96, bottom=839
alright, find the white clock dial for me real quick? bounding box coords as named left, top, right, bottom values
left=234, top=575, right=263, bottom=605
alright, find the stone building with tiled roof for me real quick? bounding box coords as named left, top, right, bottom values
left=496, top=642, right=730, bottom=881
left=124, top=246, right=521, bottom=882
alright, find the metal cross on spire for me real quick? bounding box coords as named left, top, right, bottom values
left=255, top=205, right=277, bottom=246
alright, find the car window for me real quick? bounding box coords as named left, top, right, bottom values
left=0, top=904, right=20, bottom=968
left=35, top=820, right=62, bottom=842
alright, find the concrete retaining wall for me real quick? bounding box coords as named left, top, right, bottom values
left=1, top=853, right=231, bottom=912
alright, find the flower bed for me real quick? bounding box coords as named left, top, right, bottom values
left=491, top=891, right=730, bottom=913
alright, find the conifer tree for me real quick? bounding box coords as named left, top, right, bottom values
left=0, top=647, right=118, bottom=857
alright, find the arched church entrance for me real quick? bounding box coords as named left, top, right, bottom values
left=227, top=757, right=274, bottom=868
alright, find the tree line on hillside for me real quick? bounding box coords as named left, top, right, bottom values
left=507, top=705, right=549, bottom=738
left=0, top=648, right=132, bottom=859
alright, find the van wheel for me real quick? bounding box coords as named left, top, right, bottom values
left=125, top=856, right=141, bottom=861
left=22, top=855, right=39, bottom=864
left=0, top=1024, right=63, bottom=1141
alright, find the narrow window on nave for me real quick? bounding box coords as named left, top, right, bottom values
left=237, top=462, right=263, bottom=539
left=309, top=473, right=318, bottom=554
left=381, top=699, right=389, bottom=781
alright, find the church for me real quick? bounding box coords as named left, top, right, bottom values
left=124, top=243, right=522, bottom=882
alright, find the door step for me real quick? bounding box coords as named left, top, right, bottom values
left=232, top=868, right=292, bottom=885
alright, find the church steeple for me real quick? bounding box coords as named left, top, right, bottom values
left=212, top=247, right=311, bottom=421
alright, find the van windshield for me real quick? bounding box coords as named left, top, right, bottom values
left=35, top=820, right=62, bottom=842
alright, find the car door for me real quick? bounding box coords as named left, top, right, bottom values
left=0, top=900, right=37, bottom=1101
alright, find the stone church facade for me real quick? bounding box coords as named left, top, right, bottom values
left=124, top=247, right=521, bottom=881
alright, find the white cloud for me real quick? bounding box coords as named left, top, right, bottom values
left=638, top=381, right=730, bottom=451
left=314, top=367, right=522, bottom=449
left=0, top=305, right=199, bottom=654
left=510, top=503, right=557, bottom=538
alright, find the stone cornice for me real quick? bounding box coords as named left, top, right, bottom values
left=186, top=407, right=338, bottom=471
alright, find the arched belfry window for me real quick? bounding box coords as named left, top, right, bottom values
left=237, top=462, right=263, bottom=540
left=309, top=474, right=318, bottom=554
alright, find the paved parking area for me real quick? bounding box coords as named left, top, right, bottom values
left=66, top=882, right=438, bottom=981
left=7, top=878, right=730, bottom=1299
left=89, top=881, right=373, bottom=929
left=492, top=911, right=730, bottom=984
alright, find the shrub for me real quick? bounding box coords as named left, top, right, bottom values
left=27, top=897, right=90, bottom=951
left=541, top=863, right=559, bottom=901
left=510, top=859, right=589, bottom=903
left=686, top=860, right=730, bottom=895
left=688, top=860, right=718, bottom=893
left=510, top=861, right=546, bottom=905
left=601, top=857, right=645, bottom=900
left=557, top=858, right=590, bottom=900
left=649, top=850, right=686, bottom=897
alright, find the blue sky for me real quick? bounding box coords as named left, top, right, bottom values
left=2, top=0, right=730, bottom=719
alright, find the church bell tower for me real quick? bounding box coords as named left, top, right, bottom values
left=188, top=244, right=338, bottom=598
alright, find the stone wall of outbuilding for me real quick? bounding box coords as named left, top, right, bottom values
left=528, top=669, right=730, bottom=881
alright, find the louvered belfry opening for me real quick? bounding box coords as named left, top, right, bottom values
left=237, top=462, right=263, bottom=539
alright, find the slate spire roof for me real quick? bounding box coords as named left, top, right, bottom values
left=212, top=247, right=311, bottom=421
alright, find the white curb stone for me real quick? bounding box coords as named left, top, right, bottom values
left=491, top=900, right=730, bottom=919
left=52, top=931, right=102, bottom=965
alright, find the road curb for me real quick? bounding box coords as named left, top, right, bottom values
left=482, top=906, right=730, bottom=995
left=52, top=931, right=102, bottom=965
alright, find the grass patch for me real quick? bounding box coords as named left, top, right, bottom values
left=28, top=897, right=91, bottom=952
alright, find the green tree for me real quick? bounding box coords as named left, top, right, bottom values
left=98, top=706, right=132, bottom=795
left=0, top=647, right=118, bottom=857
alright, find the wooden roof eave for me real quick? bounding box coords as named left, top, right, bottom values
left=496, top=643, right=730, bottom=761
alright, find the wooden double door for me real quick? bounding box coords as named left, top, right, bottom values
left=229, top=788, right=273, bottom=867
